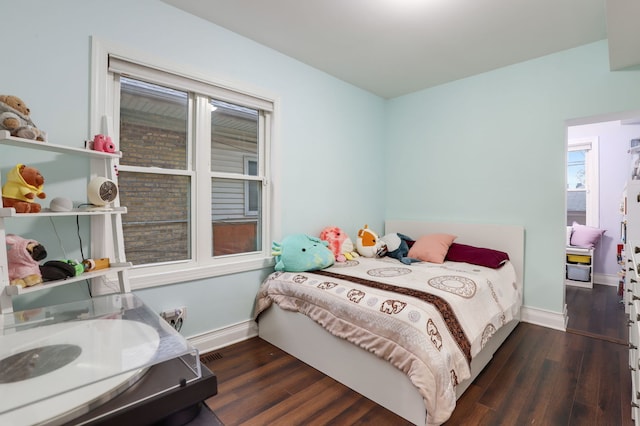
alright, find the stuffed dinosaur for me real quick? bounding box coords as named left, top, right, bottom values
left=272, top=234, right=335, bottom=272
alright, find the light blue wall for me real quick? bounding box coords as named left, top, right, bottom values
left=5, top=1, right=640, bottom=331
left=385, top=41, right=640, bottom=312
left=2, top=0, right=386, bottom=335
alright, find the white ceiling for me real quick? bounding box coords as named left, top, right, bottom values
left=160, top=0, right=617, bottom=99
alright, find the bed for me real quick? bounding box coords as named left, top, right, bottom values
left=255, top=220, right=524, bottom=425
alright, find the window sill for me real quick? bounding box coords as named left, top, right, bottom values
left=129, top=256, right=275, bottom=290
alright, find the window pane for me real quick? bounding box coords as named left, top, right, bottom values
left=212, top=177, right=261, bottom=256
left=119, top=171, right=191, bottom=265
left=567, top=191, right=586, bottom=226
left=247, top=180, right=259, bottom=214
left=120, top=77, right=188, bottom=170
left=211, top=99, right=258, bottom=173
left=567, top=150, right=586, bottom=189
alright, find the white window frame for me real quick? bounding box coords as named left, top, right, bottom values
left=90, top=38, right=279, bottom=290
left=243, top=156, right=259, bottom=217
left=567, top=137, right=599, bottom=227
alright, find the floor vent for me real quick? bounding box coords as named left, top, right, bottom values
left=201, top=352, right=223, bottom=364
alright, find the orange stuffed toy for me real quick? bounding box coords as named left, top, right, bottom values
left=2, top=164, right=46, bottom=213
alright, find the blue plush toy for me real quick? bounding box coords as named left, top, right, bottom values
left=380, top=233, right=421, bottom=265
left=272, top=234, right=335, bottom=272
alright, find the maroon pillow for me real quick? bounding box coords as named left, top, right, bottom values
left=445, top=243, right=510, bottom=269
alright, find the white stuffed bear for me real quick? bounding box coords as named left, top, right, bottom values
left=0, top=95, right=46, bottom=141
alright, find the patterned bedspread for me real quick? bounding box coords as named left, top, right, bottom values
left=255, top=256, right=521, bottom=425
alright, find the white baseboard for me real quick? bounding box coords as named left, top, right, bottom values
left=188, top=320, right=258, bottom=355
left=565, top=279, right=592, bottom=289
left=593, top=273, right=619, bottom=287
left=520, top=305, right=567, bottom=331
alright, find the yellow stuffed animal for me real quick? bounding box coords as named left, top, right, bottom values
left=0, top=95, right=46, bottom=141
left=2, top=164, right=46, bottom=213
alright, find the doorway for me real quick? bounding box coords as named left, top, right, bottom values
left=564, top=111, right=640, bottom=342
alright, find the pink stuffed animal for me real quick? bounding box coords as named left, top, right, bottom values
left=319, top=226, right=359, bottom=262
left=6, top=234, right=47, bottom=287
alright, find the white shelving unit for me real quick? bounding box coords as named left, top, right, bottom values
left=623, top=176, right=640, bottom=422
left=0, top=130, right=131, bottom=313
left=565, top=246, right=594, bottom=288
left=627, top=240, right=640, bottom=424
left=0, top=134, right=214, bottom=426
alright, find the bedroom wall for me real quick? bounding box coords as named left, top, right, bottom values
left=5, top=2, right=640, bottom=336
left=1, top=0, right=386, bottom=336
left=385, top=40, right=640, bottom=316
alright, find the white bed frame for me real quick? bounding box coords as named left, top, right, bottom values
left=258, top=221, right=525, bottom=425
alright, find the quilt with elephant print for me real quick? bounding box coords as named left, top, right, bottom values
left=255, top=256, right=521, bottom=425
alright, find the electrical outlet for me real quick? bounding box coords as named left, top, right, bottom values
left=160, top=307, right=186, bottom=331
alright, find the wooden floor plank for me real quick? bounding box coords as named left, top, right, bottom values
left=595, top=339, right=628, bottom=426
left=475, top=324, right=546, bottom=411
left=566, top=283, right=627, bottom=343
left=239, top=377, right=338, bottom=426
left=537, top=331, right=583, bottom=422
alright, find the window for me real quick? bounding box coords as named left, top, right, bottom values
left=567, top=137, right=599, bottom=227
left=91, top=42, right=276, bottom=288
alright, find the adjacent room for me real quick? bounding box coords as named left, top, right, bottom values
left=1, top=0, right=640, bottom=424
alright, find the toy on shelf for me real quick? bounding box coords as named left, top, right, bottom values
left=319, top=226, right=359, bottom=262
left=6, top=234, right=47, bottom=287
left=92, top=134, right=116, bottom=153
left=40, top=260, right=83, bottom=281
left=2, top=164, right=46, bottom=213
left=0, top=95, right=46, bottom=141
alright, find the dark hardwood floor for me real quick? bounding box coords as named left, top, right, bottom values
left=565, top=283, right=628, bottom=344
left=203, top=318, right=632, bottom=425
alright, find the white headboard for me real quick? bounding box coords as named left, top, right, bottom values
left=385, top=220, right=525, bottom=287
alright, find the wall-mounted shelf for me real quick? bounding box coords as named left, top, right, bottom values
left=4, top=263, right=132, bottom=296
left=0, top=130, right=122, bottom=159
left=0, top=207, right=127, bottom=218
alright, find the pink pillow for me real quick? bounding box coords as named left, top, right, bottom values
left=570, top=222, right=605, bottom=249
left=408, top=233, right=457, bottom=263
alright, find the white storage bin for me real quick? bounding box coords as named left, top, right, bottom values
left=566, top=264, right=591, bottom=282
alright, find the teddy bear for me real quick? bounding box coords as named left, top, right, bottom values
left=6, top=234, right=47, bottom=287
left=0, top=95, right=46, bottom=141
left=2, top=164, right=46, bottom=213
left=319, top=226, right=359, bottom=262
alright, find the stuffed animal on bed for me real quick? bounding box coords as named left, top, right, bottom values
left=319, top=226, right=359, bottom=262
left=380, top=232, right=421, bottom=264
left=356, top=224, right=387, bottom=258
left=272, top=234, right=335, bottom=272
